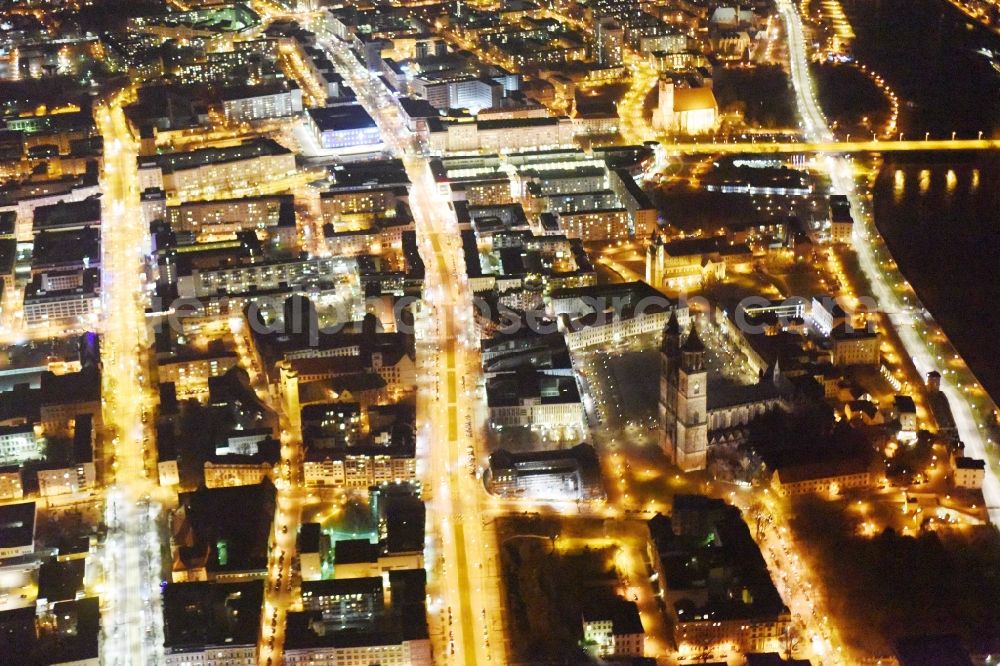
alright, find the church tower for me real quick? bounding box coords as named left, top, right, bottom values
left=659, top=309, right=680, bottom=453
left=645, top=231, right=665, bottom=288
left=661, top=316, right=709, bottom=472
left=655, top=78, right=675, bottom=132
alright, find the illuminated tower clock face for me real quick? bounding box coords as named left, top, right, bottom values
left=692, top=381, right=700, bottom=395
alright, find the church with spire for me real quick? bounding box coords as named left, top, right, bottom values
left=659, top=310, right=788, bottom=472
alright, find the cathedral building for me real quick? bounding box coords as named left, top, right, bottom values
left=654, top=79, right=719, bottom=135
left=660, top=311, right=787, bottom=472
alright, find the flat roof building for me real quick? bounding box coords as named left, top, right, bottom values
left=138, top=138, right=296, bottom=199
left=30, top=227, right=100, bottom=275
left=307, top=105, right=382, bottom=151
left=162, top=580, right=264, bottom=665
left=23, top=268, right=101, bottom=328
left=32, top=196, right=101, bottom=235
left=0, top=501, right=36, bottom=560
left=648, top=497, right=790, bottom=655
left=172, top=481, right=276, bottom=580
left=220, top=82, right=303, bottom=122
left=487, top=443, right=604, bottom=500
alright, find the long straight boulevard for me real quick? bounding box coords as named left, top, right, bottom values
left=317, top=30, right=507, bottom=666
left=321, top=4, right=1000, bottom=661
left=95, top=95, right=165, bottom=665
left=3, top=0, right=999, bottom=661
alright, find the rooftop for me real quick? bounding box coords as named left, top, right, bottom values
left=774, top=455, right=871, bottom=484
left=0, top=501, right=35, bottom=552
left=220, top=81, right=299, bottom=101
left=486, top=370, right=581, bottom=407
left=382, top=492, right=425, bottom=554
left=139, top=138, right=290, bottom=174
left=489, top=443, right=599, bottom=472
left=652, top=496, right=787, bottom=623
left=662, top=235, right=750, bottom=258
left=333, top=538, right=378, bottom=565
left=176, top=481, right=275, bottom=573
left=34, top=597, right=100, bottom=665
left=162, top=581, right=264, bottom=651
left=284, top=613, right=408, bottom=651
left=298, top=522, right=321, bottom=554
left=39, top=366, right=101, bottom=405
left=894, top=394, right=916, bottom=413
left=31, top=227, right=100, bottom=269
left=955, top=457, right=985, bottom=471
left=25, top=268, right=101, bottom=302
left=301, top=577, right=383, bottom=599
left=308, top=104, right=377, bottom=132
left=549, top=280, right=667, bottom=308
left=398, top=97, right=440, bottom=119
left=672, top=86, right=717, bottom=112
left=38, top=558, right=85, bottom=603
left=32, top=197, right=101, bottom=233
left=582, top=597, right=644, bottom=635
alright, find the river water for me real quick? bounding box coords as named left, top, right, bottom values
left=844, top=0, right=1000, bottom=137
left=873, top=152, right=1000, bottom=402
left=843, top=0, right=1000, bottom=401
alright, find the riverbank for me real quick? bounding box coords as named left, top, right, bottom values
left=843, top=0, right=1000, bottom=137
left=873, top=151, right=1000, bottom=406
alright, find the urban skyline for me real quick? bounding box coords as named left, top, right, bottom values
left=0, top=0, right=997, bottom=664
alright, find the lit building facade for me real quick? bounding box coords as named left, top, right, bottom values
left=954, top=457, right=986, bottom=489
left=0, top=468, right=23, bottom=500
left=428, top=117, right=576, bottom=154
left=831, top=330, right=880, bottom=366
left=22, top=268, right=101, bottom=328
left=158, top=352, right=239, bottom=400
left=204, top=460, right=274, bottom=488
left=282, top=638, right=432, bottom=666
left=555, top=208, right=630, bottom=242
left=0, top=425, right=40, bottom=465
left=306, top=105, right=382, bottom=151
left=771, top=458, right=873, bottom=496
left=167, top=195, right=295, bottom=242
left=656, top=80, right=718, bottom=134
left=221, top=85, right=303, bottom=123
left=137, top=139, right=297, bottom=201
left=174, top=256, right=354, bottom=300
left=303, top=451, right=416, bottom=489
left=37, top=462, right=96, bottom=497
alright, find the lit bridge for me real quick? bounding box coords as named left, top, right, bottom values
left=658, top=138, right=1000, bottom=154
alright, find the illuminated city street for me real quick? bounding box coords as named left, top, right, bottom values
left=318, top=31, right=507, bottom=666
left=1, top=0, right=998, bottom=664
left=774, top=0, right=1000, bottom=525
left=95, top=96, right=165, bottom=666
left=772, top=0, right=1000, bottom=657
left=618, top=56, right=659, bottom=144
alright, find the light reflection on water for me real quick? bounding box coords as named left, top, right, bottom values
left=886, top=164, right=984, bottom=203
left=874, top=155, right=1000, bottom=401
